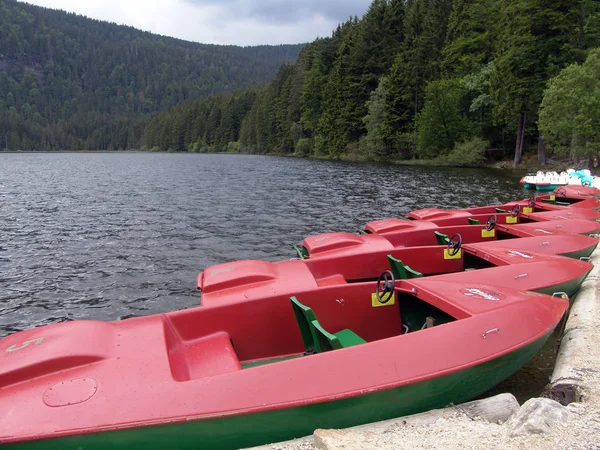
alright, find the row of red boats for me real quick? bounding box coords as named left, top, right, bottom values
left=2, top=185, right=600, bottom=449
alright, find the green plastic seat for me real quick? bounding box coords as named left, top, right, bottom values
left=292, top=244, right=309, bottom=260
left=290, top=296, right=365, bottom=353
left=495, top=207, right=507, bottom=213
left=434, top=231, right=450, bottom=245
left=290, top=296, right=318, bottom=354
left=311, top=320, right=343, bottom=351
left=467, top=217, right=480, bottom=225
left=311, top=321, right=366, bottom=351
left=387, top=255, right=423, bottom=279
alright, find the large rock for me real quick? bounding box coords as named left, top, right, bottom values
left=314, top=429, right=383, bottom=450
left=505, top=398, right=572, bottom=437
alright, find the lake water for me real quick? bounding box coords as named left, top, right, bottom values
left=1, top=152, right=544, bottom=400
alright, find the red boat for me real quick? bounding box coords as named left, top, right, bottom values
left=0, top=193, right=595, bottom=449
left=554, top=185, right=600, bottom=198
left=400, top=208, right=600, bottom=227
left=359, top=191, right=600, bottom=237
left=407, top=190, right=600, bottom=221
left=199, top=235, right=592, bottom=308
left=1, top=273, right=569, bottom=450
left=495, top=219, right=600, bottom=238
left=295, top=219, right=600, bottom=262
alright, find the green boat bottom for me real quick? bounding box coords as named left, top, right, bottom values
left=7, top=330, right=554, bottom=450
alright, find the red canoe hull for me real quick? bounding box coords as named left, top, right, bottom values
left=0, top=279, right=568, bottom=449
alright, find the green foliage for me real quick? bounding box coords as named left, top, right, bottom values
left=362, top=78, right=388, bottom=158
left=443, top=0, right=498, bottom=76
left=5, top=0, right=600, bottom=165
left=439, top=137, right=488, bottom=167
left=295, top=138, right=312, bottom=156
left=227, top=141, right=241, bottom=153
left=538, top=49, right=600, bottom=157
left=381, top=0, right=453, bottom=151
left=417, top=79, right=475, bottom=158
left=491, top=0, right=588, bottom=126
left=145, top=91, right=257, bottom=152
left=0, top=0, right=302, bottom=151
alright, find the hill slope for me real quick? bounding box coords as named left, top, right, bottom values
left=144, top=0, right=600, bottom=164
left=0, top=0, right=303, bottom=150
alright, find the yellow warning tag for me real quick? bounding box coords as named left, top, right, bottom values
left=523, top=207, right=533, bottom=213
left=550, top=195, right=556, bottom=201
left=481, top=229, right=496, bottom=238
left=506, top=216, right=518, bottom=224
left=443, top=249, right=462, bottom=260
left=371, top=292, right=395, bottom=307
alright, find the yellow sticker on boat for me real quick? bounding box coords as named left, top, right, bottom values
left=506, top=216, right=518, bottom=224
left=481, top=229, right=496, bottom=238
left=550, top=195, right=556, bottom=201
left=523, top=207, right=533, bottom=213
left=443, top=249, right=462, bottom=260
left=371, top=293, right=395, bottom=307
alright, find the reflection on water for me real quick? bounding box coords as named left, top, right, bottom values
left=0, top=152, right=548, bottom=399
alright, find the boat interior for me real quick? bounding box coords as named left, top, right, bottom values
left=193, top=231, right=591, bottom=373
left=174, top=251, right=574, bottom=379
left=171, top=279, right=461, bottom=377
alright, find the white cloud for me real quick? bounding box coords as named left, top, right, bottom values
left=19, top=0, right=372, bottom=45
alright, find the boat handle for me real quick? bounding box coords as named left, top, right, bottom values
left=552, top=292, right=570, bottom=301
left=515, top=273, right=528, bottom=279
left=580, top=256, right=591, bottom=263
left=541, top=242, right=551, bottom=246
left=482, top=328, right=500, bottom=339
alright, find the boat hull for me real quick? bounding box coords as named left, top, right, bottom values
left=535, top=183, right=561, bottom=192
left=3, top=331, right=554, bottom=450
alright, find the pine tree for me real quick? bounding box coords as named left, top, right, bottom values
left=491, top=0, right=589, bottom=166
left=382, top=0, right=452, bottom=156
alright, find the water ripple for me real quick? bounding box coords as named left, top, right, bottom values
left=0, top=153, right=525, bottom=337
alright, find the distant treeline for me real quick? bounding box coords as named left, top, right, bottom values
left=0, top=0, right=302, bottom=151
left=145, top=0, right=600, bottom=165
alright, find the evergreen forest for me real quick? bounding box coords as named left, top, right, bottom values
left=3, top=0, right=600, bottom=166
left=0, top=0, right=302, bottom=151
left=145, top=0, right=600, bottom=166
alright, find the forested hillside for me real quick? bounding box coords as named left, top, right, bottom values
left=145, top=0, right=600, bottom=165
left=0, top=0, right=302, bottom=151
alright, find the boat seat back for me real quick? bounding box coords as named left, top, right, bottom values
left=290, top=296, right=318, bottom=354
left=387, top=255, right=423, bottom=279
left=434, top=231, right=450, bottom=245
left=292, top=244, right=309, bottom=259
left=467, top=218, right=480, bottom=225
left=290, top=296, right=366, bottom=353
left=311, top=320, right=343, bottom=351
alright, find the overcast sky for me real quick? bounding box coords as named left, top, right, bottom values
left=20, top=0, right=373, bottom=46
